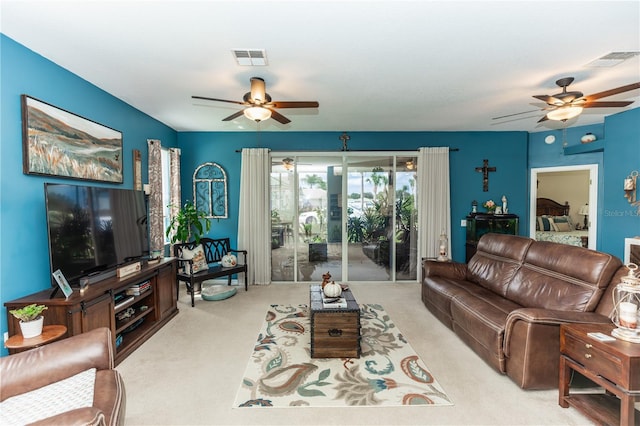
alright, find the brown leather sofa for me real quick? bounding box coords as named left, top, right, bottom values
left=1, top=327, right=125, bottom=425
left=422, top=233, right=626, bottom=389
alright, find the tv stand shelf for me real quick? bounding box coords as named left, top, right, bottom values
left=4, top=258, right=178, bottom=365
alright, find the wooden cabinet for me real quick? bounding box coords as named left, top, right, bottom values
left=560, top=323, right=640, bottom=426
left=156, top=262, right=176, bottom=318
left=5, top=258, right=178, bottom=364
left=465, top=213, right=519, bottom=262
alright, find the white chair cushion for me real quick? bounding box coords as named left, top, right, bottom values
left=0, top=368, right=96, bottom=425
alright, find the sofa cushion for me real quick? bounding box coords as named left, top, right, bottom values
left=0, top=368, right=96, bottom=425
left=507, top=241, right=622, bottom=312
left=466, top=234, right=532, bottom=297
left=450, top=290, right=521, bottom=372
left=422, top=276, right=475, bottom=329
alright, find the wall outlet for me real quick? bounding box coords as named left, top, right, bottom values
left=460, top=219, right=467, bottom=227
left=3, top=332, right=8, bottom=342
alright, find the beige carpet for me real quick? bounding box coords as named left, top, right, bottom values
left=118, top=282, right=595, bottom=425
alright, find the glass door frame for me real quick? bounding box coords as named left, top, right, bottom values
left=270, top=151, right=419, bottom=283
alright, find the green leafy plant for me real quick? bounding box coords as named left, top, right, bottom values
left=9, top=304, right=47, bottom=322
left=166, top=201, right=211, bottom=244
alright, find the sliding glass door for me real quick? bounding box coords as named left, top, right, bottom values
left=270, top=152, right=417, bottom=283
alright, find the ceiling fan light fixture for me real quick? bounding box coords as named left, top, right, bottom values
left=282, top=157, right=294, bottom=171
left=244, top=106, right=272, bottom=122
left=546, top=105, right=583, bottom=121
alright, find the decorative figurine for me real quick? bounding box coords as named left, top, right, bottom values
left=321, top=271, right=332, bottom=289
left=437, top=231, right=449, bottom=262
left=502, top=195, right=508, bottom=214
left=471, top=200, right=478, bottom=213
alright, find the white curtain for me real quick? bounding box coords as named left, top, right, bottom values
left=238, top=148, right=271, bottom=285
left=417, top=147, right=451, bottom=259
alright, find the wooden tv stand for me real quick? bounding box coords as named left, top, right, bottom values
left=4, top=258, right=178, bottom=365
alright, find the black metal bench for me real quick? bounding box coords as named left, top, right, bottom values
left=173, top=237, right=248, bottom=307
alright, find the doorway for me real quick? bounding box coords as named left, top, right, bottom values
left=530, top=164, right=598, bottom=249
left=270, top=152, right=418, bottom=283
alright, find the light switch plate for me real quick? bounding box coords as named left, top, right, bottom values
left=461, top=219, right=467, bottom=227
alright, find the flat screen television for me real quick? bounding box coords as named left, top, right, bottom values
left=44, top=183, right=149, bottom=286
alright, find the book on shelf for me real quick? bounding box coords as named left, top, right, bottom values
left=126, top=280, right=151, bottom=296
left=322, top=297, right=347, bottom=309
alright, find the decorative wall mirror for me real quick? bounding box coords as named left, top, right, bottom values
left=193, top=162, right=228, bottom=218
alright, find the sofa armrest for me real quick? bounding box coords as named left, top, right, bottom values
left=28, top=407, right=106, bottom=426
left=503, top=308, right=611, bottom=357
left=0, top=327, right=113, bottom=401
left=422, top=259, right=467, bottom=281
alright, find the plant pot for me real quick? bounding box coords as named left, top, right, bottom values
left=20, top=316, right=44, bottom=338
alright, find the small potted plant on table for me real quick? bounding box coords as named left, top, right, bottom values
left=9, top=304, right=48, bottom=338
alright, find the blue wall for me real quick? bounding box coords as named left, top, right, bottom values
left=0, top=35, right=177, bottom=354
left=528, top=110, right=640, bottom=255
left=599, top=109, right=640, bottom=255
left=178, top=131, right=529, bottom=262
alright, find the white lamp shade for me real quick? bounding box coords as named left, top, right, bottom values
left=578, top=204, right=590, bottom=216
left=244, top=107, right=272, bottom=122
left=546, top=105, right=583, bottom=121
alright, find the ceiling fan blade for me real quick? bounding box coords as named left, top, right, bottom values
left=533, top=95, right=563, bottom=105
left=269, top=109, right=291, bottom=124
left=222, top=110, right=245, bottom=121
left=492, top=109, right=543, bottom=120
left=269, top=101, right=319, bottom=109
left=192, top=95, right=245, bottom=105
left=584, top=82, right=640, bottom=101
left=582, top=101, right=635, bottom=108
left=537, top=115, right=550, bottom=123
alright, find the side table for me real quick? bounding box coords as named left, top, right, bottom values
left=559, top=323, right=640, bottom=426
left=4, top=325, right=67, bottom=350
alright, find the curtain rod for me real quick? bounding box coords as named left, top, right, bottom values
left=235, top=148, right=459, bottom=153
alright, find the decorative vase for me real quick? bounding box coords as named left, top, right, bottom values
left=323, top=281, right=342, bottom=298
left=221, top=254, right=237, bottom=267
left=20, top=316, right=44, bottom=338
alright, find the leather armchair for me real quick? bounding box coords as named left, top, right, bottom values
left=1, top=327, right=125, bottom=426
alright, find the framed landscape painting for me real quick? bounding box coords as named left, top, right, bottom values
left=22, top=95, right=123, bottom=183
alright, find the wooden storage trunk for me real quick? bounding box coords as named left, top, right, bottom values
left=309, top=285, right=361, bottom=358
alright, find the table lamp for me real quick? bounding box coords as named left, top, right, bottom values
left=578, top=204, right=589, bottom=230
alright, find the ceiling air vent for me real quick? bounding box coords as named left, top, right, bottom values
left=586, top=51, right=639, bottom=68
left=232, top=49, right=268, bottom=66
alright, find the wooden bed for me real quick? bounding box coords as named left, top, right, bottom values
left=535, top=198, right=588, bottom=248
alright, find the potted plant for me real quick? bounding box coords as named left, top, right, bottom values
left=9, top=304, right=48, bottom=338
left=166, top=200, right=211, bottom=244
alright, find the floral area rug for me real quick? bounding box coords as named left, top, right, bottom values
left=234, top=304, right=453, bottom=408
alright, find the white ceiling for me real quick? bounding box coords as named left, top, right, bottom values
left=2, top=1, right=639, bottom=133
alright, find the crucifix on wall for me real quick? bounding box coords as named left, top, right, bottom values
left=475, top=159, right=496, bottom=192
left=339, top=132, right=350, bottom=151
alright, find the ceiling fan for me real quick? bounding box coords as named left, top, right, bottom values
left=493, top=77, right=640, bottom=123
left=192, top=77, right=319, bottom=124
